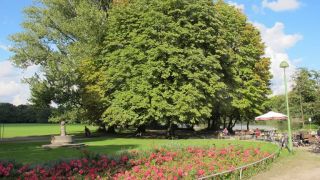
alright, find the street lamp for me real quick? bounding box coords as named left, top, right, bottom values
left=280, top=60, right=293, bottom=152
left=309, top=118, right=312, bottom=132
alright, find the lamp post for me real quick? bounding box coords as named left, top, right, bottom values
left=280, top=60, right=293, bottom=152
left=309, top=118, right=312, bottom=132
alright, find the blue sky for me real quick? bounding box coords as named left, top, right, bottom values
left=0, top=0, right=319, bottom=104
left=239, top=0, right=320, bottom=69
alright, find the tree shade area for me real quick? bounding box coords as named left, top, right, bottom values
left=9, top=0, right=271, bottom=134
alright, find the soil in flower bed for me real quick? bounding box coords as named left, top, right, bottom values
left=0, top=145, right=272, bottom=179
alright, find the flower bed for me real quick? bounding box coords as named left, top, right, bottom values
left=0, top=145, right=272, bottom=179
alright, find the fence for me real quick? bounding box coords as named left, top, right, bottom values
left=198, top=146, right=281, bottom=180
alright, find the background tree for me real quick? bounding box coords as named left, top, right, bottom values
left=268, top=68, right=320, bottom=126
left=10, top=0, right=112, bottom=130
left=0, top=103, right=52, bottom=123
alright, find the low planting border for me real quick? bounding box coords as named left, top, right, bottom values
left=198, top=144, right=280, bottom=180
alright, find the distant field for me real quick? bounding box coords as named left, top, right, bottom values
left=0, top=123, right=97, bottom=138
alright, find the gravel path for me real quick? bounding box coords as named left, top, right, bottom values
left=251, top=147, right=320, bottom=180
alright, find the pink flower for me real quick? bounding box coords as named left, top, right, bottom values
left=254, top=148, right=260, bottom=155
left=144, top=170, right=151, bottom=177
left=133, top=166, right=140, bottom=173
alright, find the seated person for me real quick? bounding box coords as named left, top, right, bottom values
left=84, top=126, right=91, bottom=137
left=255, top=128, right=261, bottom=138
left=223, top=128, right=229, bottom=136
left=280, top=134, right=288, bottom=148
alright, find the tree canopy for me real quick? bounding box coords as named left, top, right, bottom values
left=10, top=0, right=271, bottom=134
left=92, top=0, right=271, bottom=132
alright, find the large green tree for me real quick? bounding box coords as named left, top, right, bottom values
left=99, top=0, right=225, bottom=135
left=93, top=0, right=271, bottom=134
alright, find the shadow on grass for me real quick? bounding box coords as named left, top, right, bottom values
left=1, top=128, right=219, bottom=143
left=0, top=131, right=115, bottom=143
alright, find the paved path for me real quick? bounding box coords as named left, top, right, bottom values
left=252, top=147, right=320, bottom=180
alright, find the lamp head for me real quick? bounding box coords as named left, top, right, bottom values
left=280, top=61, right=289, bottom=68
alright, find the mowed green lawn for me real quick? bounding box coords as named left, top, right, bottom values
left=0, top=123, right=97, bottom=138
left=0, top=124, right=279, bottom=165
left=0, top=138, right=279, bottom=164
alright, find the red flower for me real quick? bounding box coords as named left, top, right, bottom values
left=79, top=169, right=84, bottom=175
left=120, top=155, right=129, bottom=163
left=111, top=160, right=117, bottom=167
left=197, top=169, right=205, bottom=176
left=219, top=149, right=228, bottom=155
left=177, top=169, right=183, bottom=177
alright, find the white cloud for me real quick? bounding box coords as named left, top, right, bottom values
left=0, top=61, right=16, bottom=78
left=228, top=1, right=245, bottom=11
left=0, top=81, right=21, bottom=97
left=254, top=22, right=302, bottom=52
left=254, top=22, right=303, bottom=95
left=0, top=60, right=39, bottom=105
left=262, top=0, right=301, bottom=12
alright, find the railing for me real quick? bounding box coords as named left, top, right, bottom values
left=198, top=146, right=281, bottom=180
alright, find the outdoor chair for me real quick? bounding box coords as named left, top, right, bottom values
left=311, top=136, right=320, bottom=153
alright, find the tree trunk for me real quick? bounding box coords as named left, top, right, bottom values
left=227, top=118, right=233, bottom=133
left=211, top=119, right=216, bottom=130
left=208, top=106, right=221, bottom=130
left=207, top=119, right=211, bottom=129
left=167, top=122, right=176, bottom=138
left=223, top=118, right=227, bottom=129
left=232, top=118, right=238, bottom=128
left=97, top=124, right=107, bottom=133
left=106, top=125, right=116, bottom=134
left=246, top=121, right=250, bottom=130
left=135, top=124, right=146, bottom=136
left=299, top=90, right=305, bottom=127
left=211, top=118, right=221, bottom=131
left=227, top=118, right=237, bottom=135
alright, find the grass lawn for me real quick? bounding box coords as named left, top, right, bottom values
left=0, top=123, right=97, bottom=138
left=0, top=137, right=279, bottom=164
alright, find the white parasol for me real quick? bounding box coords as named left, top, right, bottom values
left=255, top=111, right=287, bottom=121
